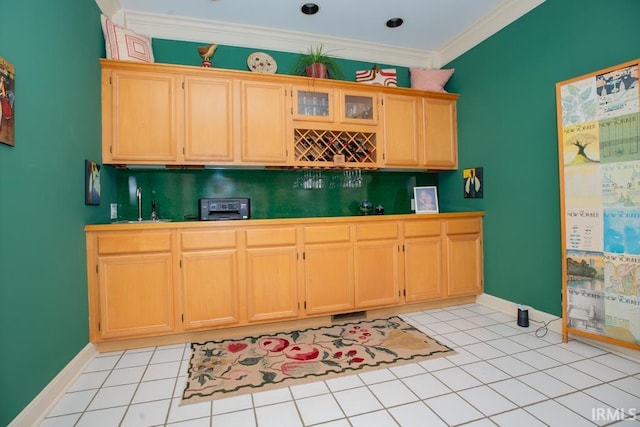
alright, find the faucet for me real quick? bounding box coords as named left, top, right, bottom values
left=136, top=187, right=143, bottom=221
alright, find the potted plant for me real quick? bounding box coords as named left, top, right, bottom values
left=293, top=44, right=344, bottom=79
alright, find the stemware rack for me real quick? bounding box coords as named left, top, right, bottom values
left=293, top=128, right=377, bottom=167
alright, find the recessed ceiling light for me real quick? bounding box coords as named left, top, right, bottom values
left=301, top=3, right=319, bottom=15
left=386, top=18, right=403, bottom=28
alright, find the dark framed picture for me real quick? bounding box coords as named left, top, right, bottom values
left=414, top=186, right=439, bottom=213
left=463, top=167, right=483, bottom=198
left=85, top=160, right=101, bottom=205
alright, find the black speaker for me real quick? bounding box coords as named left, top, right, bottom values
left=517, top=306, right=530, bottom=327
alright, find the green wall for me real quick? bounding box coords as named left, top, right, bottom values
left=0, top=0, right=107, bottom=424
left=152, top=39, right=412, bottom=87
left=440, top=0, right=640, bottom=315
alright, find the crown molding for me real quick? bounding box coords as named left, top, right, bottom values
left=95, top=0, right=544, bottom=70
left=437, top=0, right=545, bottom=66
left=94, top=0, right=121, bottom=22
left=122, top=10, right=435, bottom=68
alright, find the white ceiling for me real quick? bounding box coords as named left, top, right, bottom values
left=96, top=0, right=544, bottom=68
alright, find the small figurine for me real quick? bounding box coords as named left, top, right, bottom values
left=197, top=43, right=217, bottom=68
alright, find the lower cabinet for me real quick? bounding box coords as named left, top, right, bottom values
left=91, top=231, right=175, bottom=340
left=445, top=218, right=483, bottom=297
left=180, top=229, right=240, bottom=330
left=302, top=224, right=355, bottom=315
left=353, top=222, right=401, bottom=308
left=244, top=227, right=299, bottom=322
left=86, top=214, right=483, bottom=344
left=403, top=220, right=444, bottom=302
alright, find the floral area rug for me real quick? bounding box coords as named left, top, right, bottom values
left=181, top=316, right=455, bottom=405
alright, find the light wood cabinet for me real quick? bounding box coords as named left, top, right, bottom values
left=102, top=67, right=179, bottom=164
left=302, top=224, right=354, bottom=315
left=179, top=229, right=240, bottom=330
left=102, top=64, right=235, bottom=165
left=239, top=80, right=289, bottom=164
left=291, top=86, right=378, bottom=126
left=353, top=222, right=401, bottom=308
left=101, top=60, right=457, bottom=170
left=90, top=231, right=176, bottom=340
left=445, top=218, right=483, bottom=297
left=423, top=97, right=458, bottom=169
left=183, top=76, right=234, bottom=163
left=381, top=93, right=421, bottom=167
left=244, top=227, right=299, bottom=322
left=403, top=220, right=445, bottom=302
left=85, top=213, right=482, bottom=345
left=381, top=94, right=458, bottom=170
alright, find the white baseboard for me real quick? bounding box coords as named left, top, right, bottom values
left=475, top=293, right=563, bottom=334
left=476, top=293, right=640, bottom=362
left=9, top=343, right=97, bottom=427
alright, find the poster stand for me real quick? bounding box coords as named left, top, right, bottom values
left=556, top=58, right=640, bottom=350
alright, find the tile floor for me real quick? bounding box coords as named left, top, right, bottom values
left=39, top=303, right=640, bottom=426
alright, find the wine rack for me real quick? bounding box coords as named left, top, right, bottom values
left=293, top=128, right=377, bottom=167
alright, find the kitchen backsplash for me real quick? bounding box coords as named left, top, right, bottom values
left=113, top=168, right=437, bottom=222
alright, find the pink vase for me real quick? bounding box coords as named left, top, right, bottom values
left=306, top=63, right=328, bottom=78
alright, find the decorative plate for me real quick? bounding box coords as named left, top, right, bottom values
left=247, top=52, right=277, bottom=74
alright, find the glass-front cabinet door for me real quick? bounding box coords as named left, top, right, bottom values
left=292, top=87, right=334, bottom=122
left=340, top=90, right=378, bottom=126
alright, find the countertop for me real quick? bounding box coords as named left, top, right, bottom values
left=85, top=212, right=484, bottom=231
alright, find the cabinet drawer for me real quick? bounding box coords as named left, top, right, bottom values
left=304, top=225, right=350, bottom=243
left=97, top=232, right=172, bottom=255
left=404, top=220, right=442, bottom=238
left=246, top=227, right=297, bottom=247
left=446, top=218, right=481, bottom=235
left=181, top=229, right=237, bottom=250
left=355, top=222, right=398, bottom=240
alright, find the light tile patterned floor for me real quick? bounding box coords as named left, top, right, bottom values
left=40, top=304, right=640, bottom=426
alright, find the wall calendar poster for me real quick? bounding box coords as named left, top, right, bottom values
left=557, top=58, right=640, bottom=350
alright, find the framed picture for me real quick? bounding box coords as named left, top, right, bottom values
left=463, top=167, right=483, bottom=198
left=414, top=186, right=439, bottom=213
left=85, top=160, right=101, bottom=205
left=0, top=56, right=16, bottom=147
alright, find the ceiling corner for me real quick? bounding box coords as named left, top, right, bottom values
left=436, top=0, right=545, bottom=66
left=94, top=0, right=121, bottom=20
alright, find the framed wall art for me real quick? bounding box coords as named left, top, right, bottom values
left=85, top=160, right=101, bottom=205
left=414, top=186, right=439, bottom=213
left=463, top=167, right=483, bottom=198
left=0, top=56, right=16, bottom=147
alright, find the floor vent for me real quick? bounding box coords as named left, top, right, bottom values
left=332, top=311, right=366, bottom=322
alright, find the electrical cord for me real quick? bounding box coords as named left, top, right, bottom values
left=529, top=317, right=562, bottom=338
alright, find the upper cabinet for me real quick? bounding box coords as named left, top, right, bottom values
left=182, top=76, right=234, bottom=163
left=100, top=60, right=457, bottom=170
left=102, top=67, right=180, bottom=164
left=291, top=86, right=378, bottom=126
left=381, top=93, right=458, bottom=170
left=423, top=97, right=458, bottom=169
left=239, top=80, right=289, bottom=165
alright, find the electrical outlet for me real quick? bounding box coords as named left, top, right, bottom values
left=110, top=203, right=118, bottom=220
left=410, top=198, right=415, bottom=211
